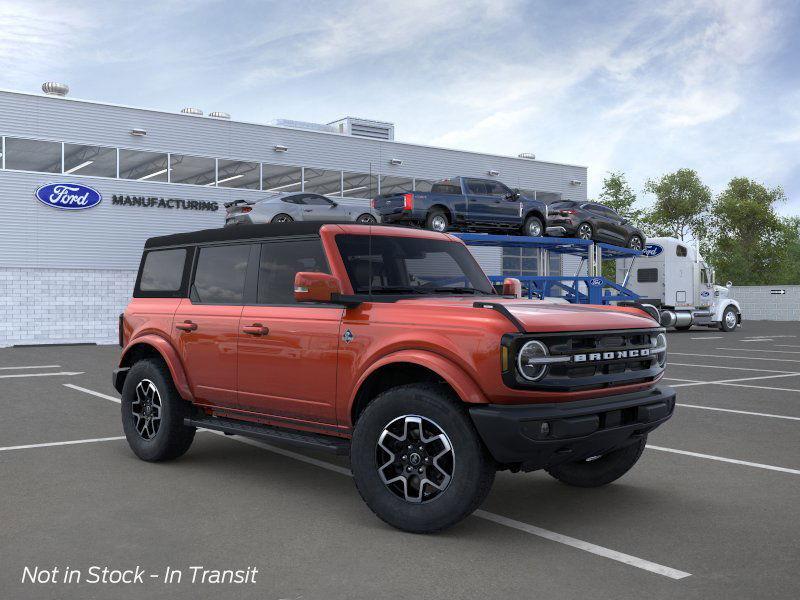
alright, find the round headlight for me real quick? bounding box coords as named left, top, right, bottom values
left=652, top=332, right=667, bottom=367
left=517, top=340, right=549, bottom=381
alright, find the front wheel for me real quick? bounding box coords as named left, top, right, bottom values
left=576, top=222, right=593, bottom=240
left=628, top=235, right=644, bottom=251
left=720, top=306, right=738, bottom=332
left=356, top=213, right=377, bottom=224
left=350, top=383, right=495, bottom=533
left=121, top=358, right=196, bottom=462
left=522, top=215, right=544, bottom=237
left=546, top=436, right=647, bottom=487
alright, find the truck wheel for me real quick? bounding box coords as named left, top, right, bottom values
left=350, top=383, right=495, bottom=533
left=545, top=436, right=647, bottom=488
left=719, top=306, right=738, bottom=332
left=425, top=209, right=449, bottom=232
left=522, top=215, right=544, bottom=237
left=121, top=358, right=196, bottom=462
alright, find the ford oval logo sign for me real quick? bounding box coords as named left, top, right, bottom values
left=588, top=277, right=603, bottom=287
left=642, top=244, right=663, bottom=257
left=35, top=183, right=102, bottom=210
left=700, top=290, right=710, bottom=297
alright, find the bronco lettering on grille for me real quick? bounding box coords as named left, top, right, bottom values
left=572, top=348, right=651, bottom=363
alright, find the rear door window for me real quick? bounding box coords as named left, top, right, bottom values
left=258, top=239, right=330, bottom=304
left=192, top=245, right=251, bottom=304
left=139, top=248, right=187, bottom=293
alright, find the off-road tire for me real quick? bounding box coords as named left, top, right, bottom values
left=121, top=358, right=196, bottom=462
left=545, top=436, right=647, bottom=487
left=719, top=306, right=738, bottom=332
left=522, top=215, right=544, bottom=237
left=425, top=209, right=449, bottom=232
left=350, top=383, right=495, bottom=533
left=271, top=213, right=294, bottom=223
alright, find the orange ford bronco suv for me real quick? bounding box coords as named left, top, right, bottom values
left=114, top=222, right=674, bottom=533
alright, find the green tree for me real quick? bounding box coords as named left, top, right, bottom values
left=705, top=177, right=793, bottom=285
left=642, top=169, right=711, bottom=241
left=598, top=171, right=643, bottom=227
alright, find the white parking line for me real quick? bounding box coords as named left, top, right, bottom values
left=676, top=403, right=800, bottom=421
left=0, top=436, right=125, bottom=452
left=775, top=344, right=800, bottom=349
left=740, top=339, right=773, bottom=342
left=61, top=385, right=691, bottom=580
left=63, top=383, right=121, bottom=403
left=665, top=373, right=800, bottom=388
left=689, top=336, right=723, bottom=340
left=0, top=364, right=61, bottom=370
left=0, top=371, right=84, bottom=379
left=668, top=363, right=798, bottom=374
left=671, top=352, right=800, bottom=363
left=647, top=445, right=800, bottom=476
left=716, top=348, right=800, bottom=355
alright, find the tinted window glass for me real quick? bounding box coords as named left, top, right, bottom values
left=170, top=154, right=216, bottom=186
left=263, top=163, right=302, bottom=193
left=5, top=138, right=61, bottom=173
left=64, top=144, right=117, bottom=177
left=484, top=181, right=511, bottom=197
left=119, top=149, right=168, bottom=182
left=677, top=245, right=688, bottom=257
left=430, top=183, right=461, bottom=194
left=302, top=194, right=334, bottom=206
left=637, top=268, right=659, bottom=283
left=282, top=195, right=304, bottom=204
left=193, top=245, right=250, bottom=303
left=140, top=249, right=187, bottom=292
left=217, top=159, right=260, bottom=189
left=335, top=235, right=493, bottom=295
left=258, top=239, right=329, bottom=304
left=465, top=179, right=489, bottom=195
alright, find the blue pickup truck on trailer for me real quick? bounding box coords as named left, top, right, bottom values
left=372, top=176, right=551, bottom=236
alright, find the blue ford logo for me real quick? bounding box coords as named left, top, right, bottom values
left=700, top=290, right=710, bottom=297
left=588, top=277, right=603, bottom=287
left=642, top=244, right=663, bottom=257
left=35, top=183, right=102, bottom=210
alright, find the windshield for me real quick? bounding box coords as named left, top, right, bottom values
left=335, top=235, right=495, bottom=296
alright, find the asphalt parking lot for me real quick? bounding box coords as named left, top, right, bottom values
left=2, top=321, right=799, bottom=600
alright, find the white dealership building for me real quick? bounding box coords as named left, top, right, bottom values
left=0, top=85, right=587, bottom=346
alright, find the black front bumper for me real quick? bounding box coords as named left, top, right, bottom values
left=469, top=386, right=675, bottom=471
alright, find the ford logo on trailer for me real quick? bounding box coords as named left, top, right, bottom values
left=641, top=244, right=663, bottom=257
left=588, top=277, right=603, bottom=287
left=35, top=183, right=102, bottom=210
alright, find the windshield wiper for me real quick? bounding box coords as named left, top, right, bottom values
left=429, top=287, right=485, bottom=294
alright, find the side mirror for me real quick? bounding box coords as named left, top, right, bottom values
left=502, top=277, right=522, bottom=298
left=294, top=272, right=342, bottom=303
left=329, top=201, right=338, bottom=208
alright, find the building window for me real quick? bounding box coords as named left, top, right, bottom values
left=304, top=168, right=342, bottom=196
left=119, top=149, right=169, bottom=182
left=63, top=144, right=117, bottom=177
left=342, top=171, right=377, bottom=198
left=4, top=138, right=61, bottom=173
left=262, top=163, right=302, bottom=193
left=170, top=154, right=216, bottom=186
left=380, top=175, right=413, bottom=195
left=217, top=159, right=260, bottom=189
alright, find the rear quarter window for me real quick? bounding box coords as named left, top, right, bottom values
left=136, top=248, right=188, bottom=296
left=192, top=244, right=251, bottom=304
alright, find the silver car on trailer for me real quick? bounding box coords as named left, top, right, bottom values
left=225, top=192, right=380, bottom=226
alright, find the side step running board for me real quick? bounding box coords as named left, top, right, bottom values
left=185, top=415, right=350, bottom=455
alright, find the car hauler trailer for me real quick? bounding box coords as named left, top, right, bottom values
left=615, top=237, right=742, bottom=332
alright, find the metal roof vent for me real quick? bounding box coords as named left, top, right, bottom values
left=180, top=107, right=204, bottom=116
left=42, top=82, right=69, bottom=96
left=209, top=111, right=230, bottom=119
left=328, top=117, right=395, bottom=141
left=518, top=152, right=536, bottom=160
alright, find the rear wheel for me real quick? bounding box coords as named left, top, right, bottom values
left=546, top=436, right=647, bottom=487
left=425, top=209, right=449, bottom=233
left=356, top=213, right=377, bottom=224
left=121, top=358, right=195, bottom=462
left=350, top=383, right=495, bottom=533
left=576, top=222, right=593, bottom=240
left=628, top=235, right=644, bottom=251
left=271, top=213, right=293, bottom=223
left=522, top=215, right=544, bottom=237
left=720, top=306, right=738, bottom=332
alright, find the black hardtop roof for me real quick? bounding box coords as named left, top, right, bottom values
left=144, top=222, right=399, bottom=249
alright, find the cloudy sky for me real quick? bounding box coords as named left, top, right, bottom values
left=2, top=0, right=799, bottom=213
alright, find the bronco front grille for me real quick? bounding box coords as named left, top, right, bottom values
left=502, top=328, right=665, bottom=392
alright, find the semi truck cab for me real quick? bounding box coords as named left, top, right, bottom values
left=616, top=236, right=742, bottom=332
